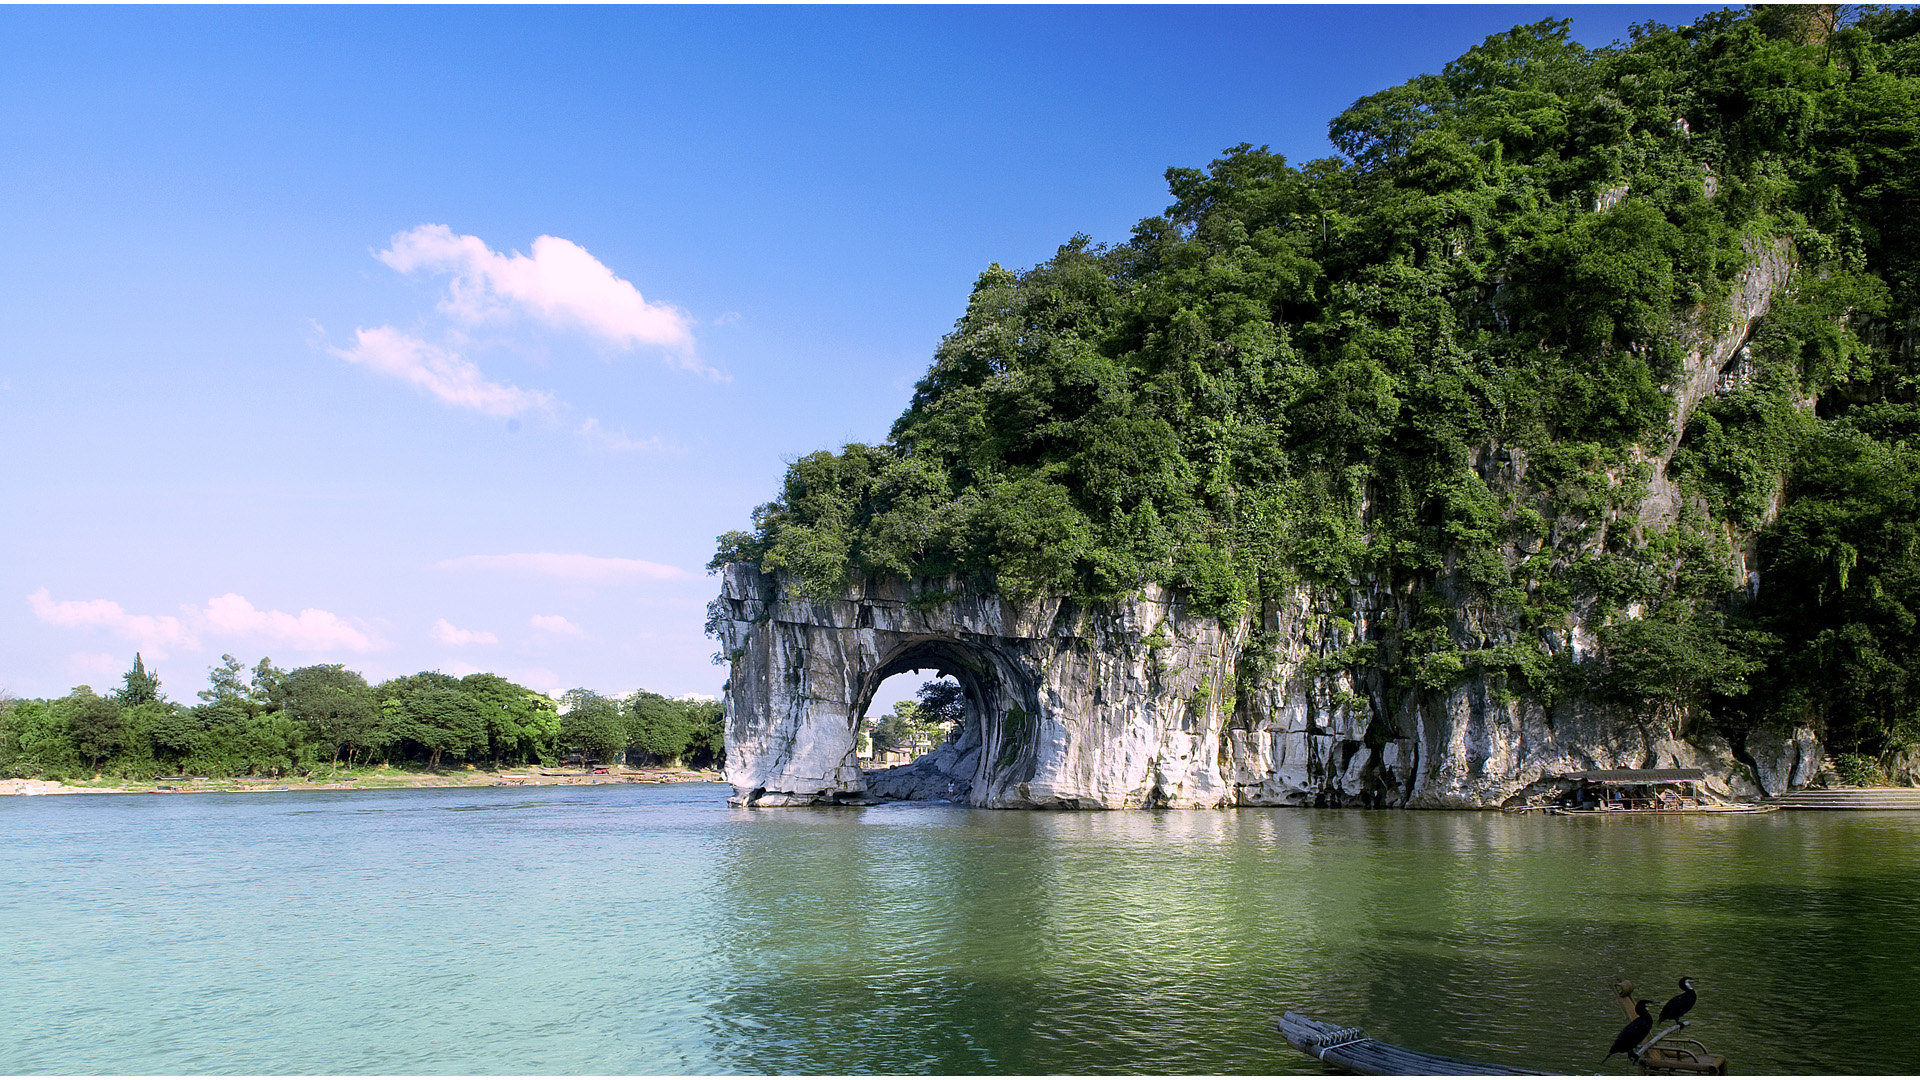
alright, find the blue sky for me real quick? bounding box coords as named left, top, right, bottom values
left=1, top=4, right=1719, bottom=704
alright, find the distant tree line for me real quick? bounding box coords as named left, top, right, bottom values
left=0, top=654, right=722, bottom=782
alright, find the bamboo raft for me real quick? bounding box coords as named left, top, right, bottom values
left=1275, top=1012, right=1554, bottom=1075
left=1277, top=983, right=1728, bottom=1076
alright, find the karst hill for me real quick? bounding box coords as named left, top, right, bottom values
left=709, top=7, right=1920, bottom=808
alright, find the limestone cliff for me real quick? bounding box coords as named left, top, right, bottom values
left=709, top=240, right=1826, bottom=810
left=710, top=562, right=1818, bottom=809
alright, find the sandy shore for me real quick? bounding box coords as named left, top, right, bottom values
left=0, top=766, right=722, bottom=796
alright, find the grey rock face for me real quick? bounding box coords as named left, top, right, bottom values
left=1638, top=237, right=1795, bottom=533
left=1887, top=748, right=1920, bottom=788
left=1743, top=724, right=1825, bottom=796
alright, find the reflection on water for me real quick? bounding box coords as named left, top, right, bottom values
left=1, top=786, right=1916, bottom=1074
left=700, top=805, right=1920, bottom=1075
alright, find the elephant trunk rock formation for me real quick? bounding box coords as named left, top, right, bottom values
left=709, top=239, right=1826, bottom=810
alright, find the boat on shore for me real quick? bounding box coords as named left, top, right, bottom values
left=1539, top=768, right=1776, bottom=815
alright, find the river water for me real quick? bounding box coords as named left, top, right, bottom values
left=1, top=782, right=1915, bottom=1075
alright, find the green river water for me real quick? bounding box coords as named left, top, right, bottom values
left=1, top=782, right=1915, bottom=1074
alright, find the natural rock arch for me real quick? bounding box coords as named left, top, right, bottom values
left=707, top=564, right=1059, bottom=807
left=854, top=637, right=1036, bottom=806
left=707, top=563, right=1261, bottom=809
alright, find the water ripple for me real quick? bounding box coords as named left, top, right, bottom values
left=2, top=790, right=1918, bottom=1073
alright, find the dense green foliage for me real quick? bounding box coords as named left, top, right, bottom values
left=0, top=656, right=722, bottom=781
left=717, top=7, right=1920, bottom=759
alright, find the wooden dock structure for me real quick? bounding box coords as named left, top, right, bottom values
left=1767, top=787, right=1920, bottom=810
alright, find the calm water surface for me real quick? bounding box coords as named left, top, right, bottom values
left=1, top=783, right=1915, bottom=1074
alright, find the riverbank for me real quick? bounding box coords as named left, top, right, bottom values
left=0, top=764, right=721, bottom=797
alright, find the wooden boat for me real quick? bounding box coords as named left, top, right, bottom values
left=1275, top=1011, right=1554, bottom=1075
left=1544, top=769, right=1776, bottom=815
left=1548, top=803, right=1775, bottom=815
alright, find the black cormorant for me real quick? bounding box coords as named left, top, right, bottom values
left=1605, top=1000, right=1654, bottom=1061
left=1659, top=977, right=1696, bottom=1024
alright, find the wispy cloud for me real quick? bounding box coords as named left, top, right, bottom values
left=379, top=225, right=711, bottom=376
left=530, top=614, right=583, bottom=636
left=332, top=326, right=552, bottom=417
left=27, top=588, right=378, bottom=657
left=28, top=588, right=195, bottom=654
left=199, top=593, right=377, bottom=653
left=434, top=553, right=689, bottom=584
left=578, top=418, right=671, bottom=454
left=431, top=618, right=498, bottom=647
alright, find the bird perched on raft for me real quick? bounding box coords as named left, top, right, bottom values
left=1606, top=1000, right=1654, bottom=1061
left=1659, top=977, right=1697, bottom=1024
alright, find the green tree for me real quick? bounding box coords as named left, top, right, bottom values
left=377, top=672, right=487, bottom=771
left=60, top=686, right=124, bottom=774
left=870, top=698, right=952, bottom=759
left=1, top=698, right=80, bottom=779
left=282, top=665, right=379, bottom=765
left=558, top=689, right=626, bottom=765
left=916, top=679, right=967, bottom=729
left=115, top=654, right=162, bottom=707
left=251, top=657, right=289, bottom=714
left=462, top=673, right=559, bottom=767
left=1599, top=615, right=1765, bottom=727
left=681, top=698, right=725, bottom=770
left=141, top=701, right=208, bottom=762
left=199, top=654, right=251, bottom=708
left=225, top=711, right=319, bottom=777
left=626, top=692, right=696, bottom=765
left=1749, top=426, right=1920, bottom=756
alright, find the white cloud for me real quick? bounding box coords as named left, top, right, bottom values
left=578, top=418, right=670, bottom=454
left=379, top=225, right=709, bottom=375
left=434, top=552, right=689, bottom=584
left=200, top=593, right=378, bottom=653
left=28, top=588, right=195, bottom=656
left=530, top=614, right=583, bottom=636
left=333, top=326, right=552, bottom=417
left=431, top=618, right=498, bottom=647
left=27, top=588, right=378, bottom=658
